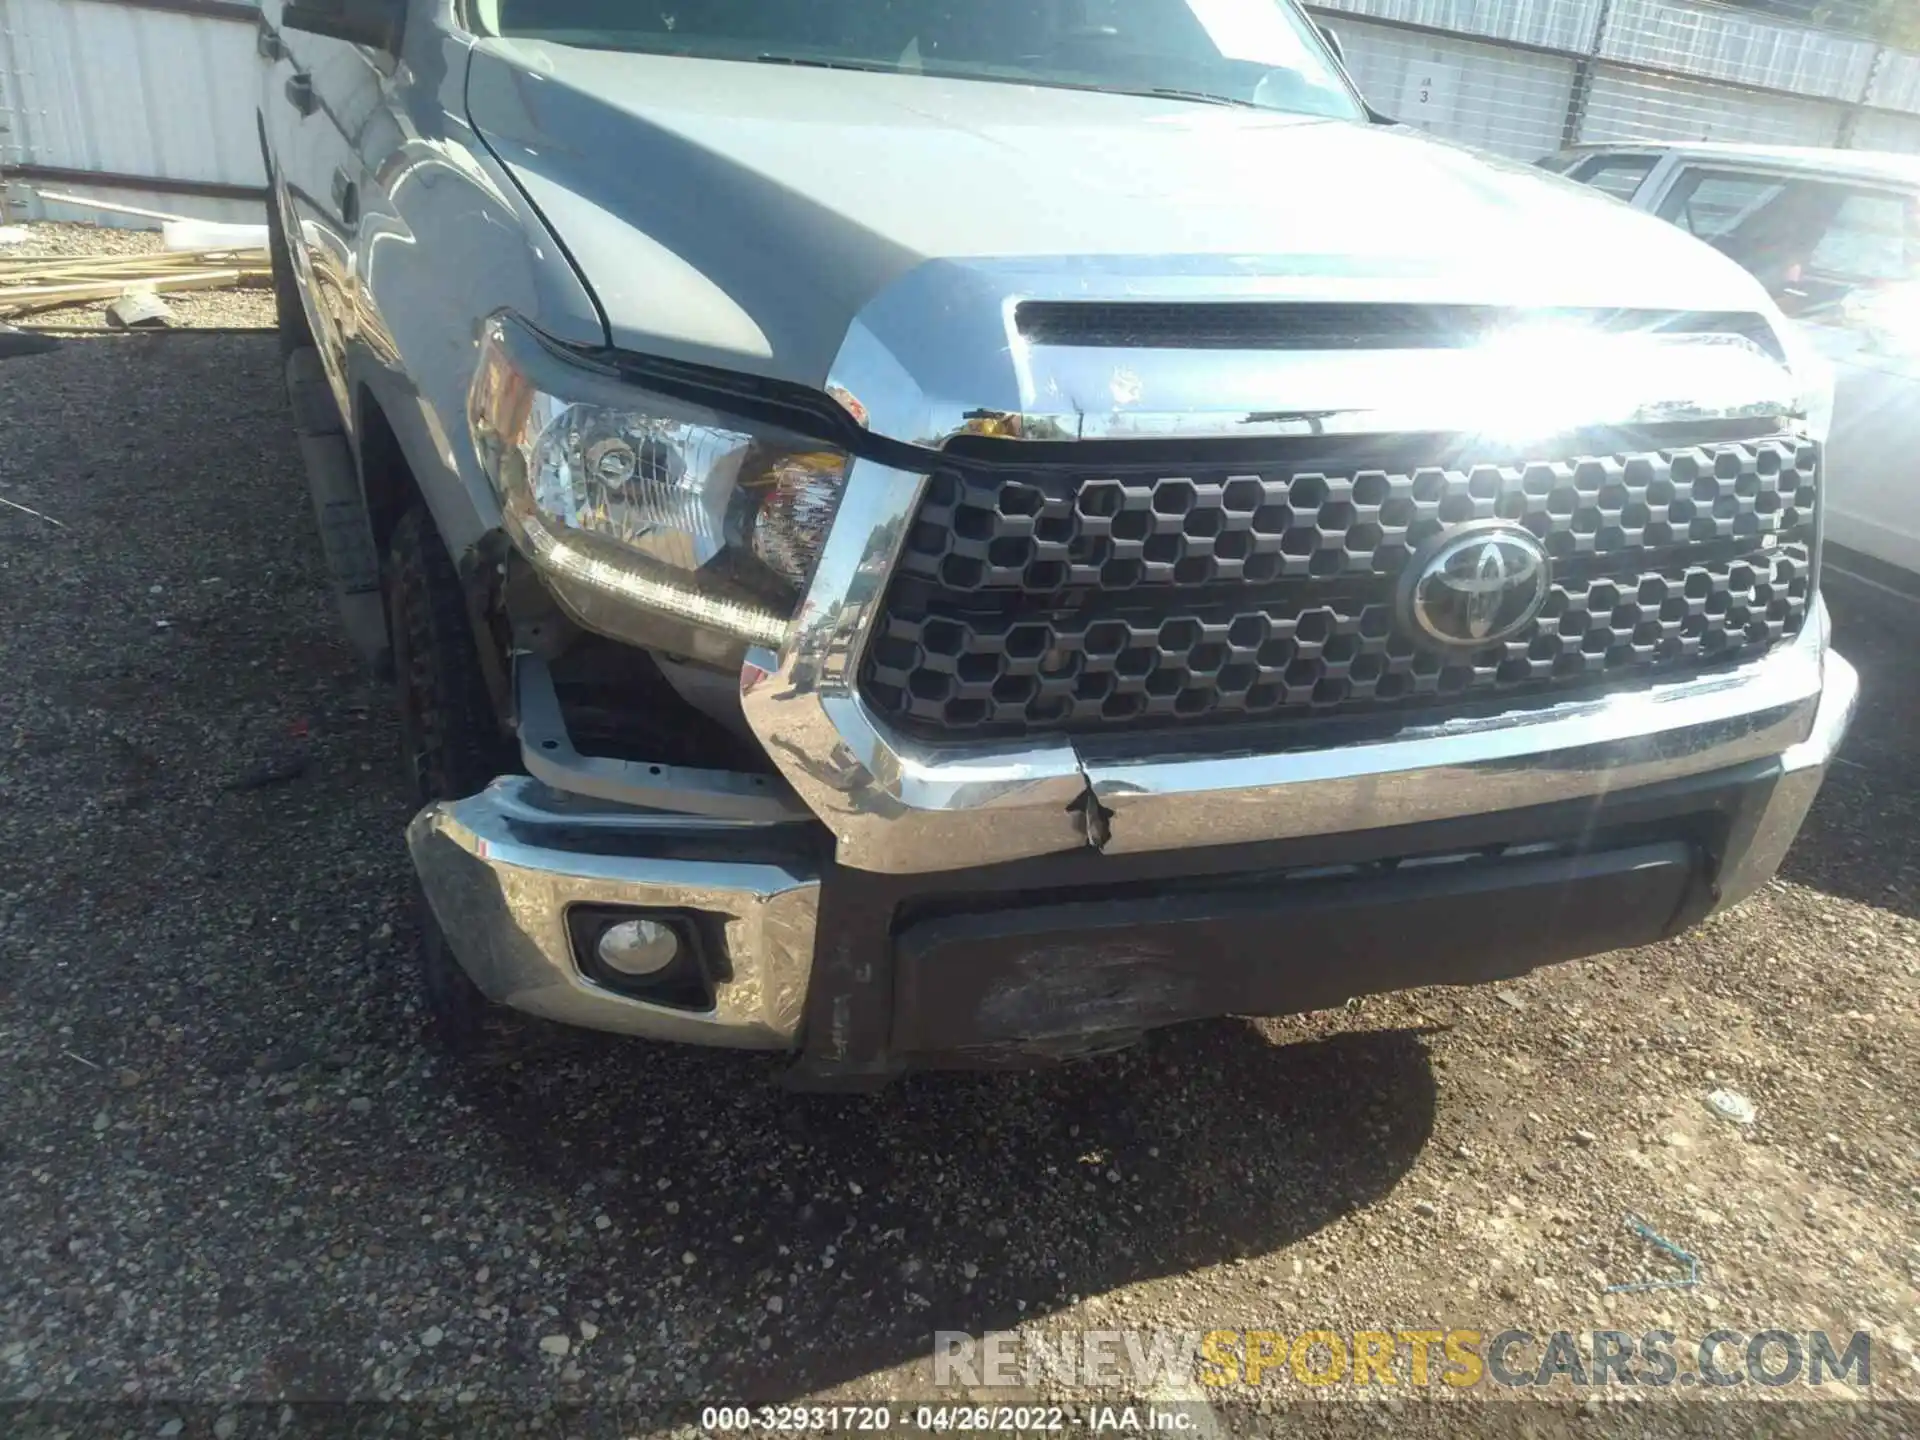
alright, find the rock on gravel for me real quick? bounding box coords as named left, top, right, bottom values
left=1704, top=1089, right=1758, bottom=1126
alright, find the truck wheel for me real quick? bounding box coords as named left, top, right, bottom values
left=388, top=506, right=509, bottom=804
left=264, top=188, right=313, bottom=356
left=387, top=505, right=516, bottom=1053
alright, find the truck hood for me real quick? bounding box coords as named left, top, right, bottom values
left=468, top=41, right=1783, bottom=413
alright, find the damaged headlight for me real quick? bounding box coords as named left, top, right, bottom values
left=467, top=314, right=849, bottom=662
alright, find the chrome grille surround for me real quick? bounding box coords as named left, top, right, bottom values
left=741, top=277, right=1834, bottom=877
left=861, top=434, right=1817, bottom=737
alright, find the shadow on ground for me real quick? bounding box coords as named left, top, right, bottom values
left=1778, top=585, right=1920, bottom=920
left=427, top=1016, right=1438, bottom=1400
left=1, top=334, right=1440, bottom=1411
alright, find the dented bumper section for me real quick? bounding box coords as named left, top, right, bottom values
left=405, top=609, right=1856, bottom=1062
left=407, top=777, right=822, bottom=1048
left=787, top=649, right=1854, bottom=1079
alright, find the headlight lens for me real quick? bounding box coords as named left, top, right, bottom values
left=468, top=315, right=849, bottom=656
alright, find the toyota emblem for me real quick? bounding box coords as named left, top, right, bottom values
left=1399, top=521, right=1552, bottom=648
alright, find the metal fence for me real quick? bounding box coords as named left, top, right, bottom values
left=0, top=0, right=267, bottom=226
left=6, top=0, right=1920, bottom=228
left=1312, top=0, right=1920, bottom=162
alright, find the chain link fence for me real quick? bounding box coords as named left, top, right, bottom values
left=1310, top=0, right=1920, bottom=162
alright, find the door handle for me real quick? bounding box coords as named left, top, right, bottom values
left=331, top=168, right=359, bottom=229
left=285, top=72, right=316, bottom=117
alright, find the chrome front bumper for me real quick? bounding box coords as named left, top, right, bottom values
left=407, top=780, right=819, bottom=1048
left=407, top=638, right=1857, bottom=1048
left=1711, top=637, right=1857, bottom=909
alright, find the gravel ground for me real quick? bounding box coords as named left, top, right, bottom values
left=1, top=221, right=275, bottom=331
left=1, top=332, right=1916, bottom=1438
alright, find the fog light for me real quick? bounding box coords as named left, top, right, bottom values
left=569, top=906, right=713, bottom=1010
left=596, top=918, right=680, bottom=976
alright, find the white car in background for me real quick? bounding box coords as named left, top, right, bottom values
left=1545, top=141, right=1920, bottom=590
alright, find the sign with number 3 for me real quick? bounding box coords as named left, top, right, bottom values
left=1397, top=60, right=1461, bottom=127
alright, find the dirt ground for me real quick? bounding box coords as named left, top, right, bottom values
left=1, top=322, right=1915, bottom=1438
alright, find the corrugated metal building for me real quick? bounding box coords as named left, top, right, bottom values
left=1312, top=0, right=1920, bottom=160
left=0, top=0, right=264, bottom=225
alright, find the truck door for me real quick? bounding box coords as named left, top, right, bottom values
left=258, top=0, right=389, bottom=416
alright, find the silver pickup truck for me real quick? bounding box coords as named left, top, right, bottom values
left=260, top=0, right=1858, bottom=1087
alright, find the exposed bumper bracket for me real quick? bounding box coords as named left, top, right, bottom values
left=516, top=652, right=810, bottom=823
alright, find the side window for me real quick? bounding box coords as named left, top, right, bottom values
left=1658, top=167, right=1919, bottom=315
left=1808, top=191, right=1909, bottom=283
left=1658, top=172, right=1788, bottom=243
left=1567, top=153, right=1657, bottom=203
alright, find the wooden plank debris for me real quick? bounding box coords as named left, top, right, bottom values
left=0, top=248, right=270, bottom=317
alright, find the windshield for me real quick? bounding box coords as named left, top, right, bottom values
left=480, top=0, right=1363, bottom=120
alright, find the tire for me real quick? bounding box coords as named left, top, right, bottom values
left=388, top=506, right=511, bottom=805
left=264, top=185, right=313, bottom=357
left=387, top=505, right=517, bottom=1053
left=411, top=878, right=510, bottom=1058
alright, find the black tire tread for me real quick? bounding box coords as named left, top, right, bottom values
left=386, top=505, right=519, bottom=1055
left=388, top=507, right=511, bottom=804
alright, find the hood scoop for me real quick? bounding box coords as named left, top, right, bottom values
left=1013, top=301, right=1784, bottom=360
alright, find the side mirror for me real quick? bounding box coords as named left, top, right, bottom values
left=1317, top=23, right=1346, bottom=65
left=282, top=0, right=403, bottom=51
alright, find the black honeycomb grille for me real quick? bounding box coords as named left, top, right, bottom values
left=861, top=436, right=1817, bottom=738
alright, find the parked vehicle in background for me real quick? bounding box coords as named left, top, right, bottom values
left=1545, top=142, right=1920, bottom=587
left=257, top=0, right=1856, bottom=1087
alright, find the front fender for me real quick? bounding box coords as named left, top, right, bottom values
left=339, top=15, right=604, bottom=563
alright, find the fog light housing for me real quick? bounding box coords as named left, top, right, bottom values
left=597, top=918, right=679, bottom=975
left=566, top=906, right=713, bottom=1010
